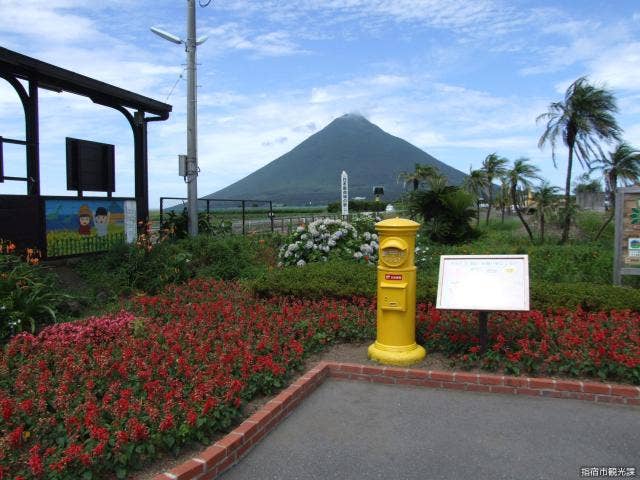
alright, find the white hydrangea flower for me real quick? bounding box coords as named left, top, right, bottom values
left=296, top=259, right=306, bottom=267
left=363, top=232, right=371, bottom=241
left=296, top=226, right=305, bottom=232
left=353, top=252, right=363, bottom=259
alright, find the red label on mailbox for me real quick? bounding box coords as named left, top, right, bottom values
left=384, top=273, right=403, bottom=281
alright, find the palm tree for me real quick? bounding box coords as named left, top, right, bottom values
left=507, top=158, right=540, bottom=242
left=590, top=142, right=640, bottom=239
left=532, top=181, right=560, bottom=243
left=497, top=175, right=511, bottom=223
left=537, top=76, right=622, bottom=243
left=398, top=163, right=441, bottom=191
left=481, top=153, right=508, bottom=225
left=464, top=168, right=488, bottom=227
left=408, top=175, right=478, bottom=244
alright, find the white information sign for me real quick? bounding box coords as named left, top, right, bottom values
left=341, top=170, right=349, bottom=217
left=124, top=201, right=137, bottom=244
left=436, top=255, right=529, bottom=311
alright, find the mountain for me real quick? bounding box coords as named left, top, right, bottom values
left=207, top=114, right=467, bottom=205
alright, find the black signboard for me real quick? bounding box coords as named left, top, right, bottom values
left=66, top=137, right=115, bottom=193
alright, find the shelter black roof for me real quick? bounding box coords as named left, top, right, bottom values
left=0, top=47, right=172, bottom=118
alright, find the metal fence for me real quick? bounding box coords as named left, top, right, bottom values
left=159, top=197, right=354, bottom=235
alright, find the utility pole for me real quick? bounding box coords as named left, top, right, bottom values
left=185, top=0, right=198, bottom=236
left=151, top=0, right=208, bottom=236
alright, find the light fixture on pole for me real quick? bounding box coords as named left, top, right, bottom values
left=151, top=0, right=208, bottom=236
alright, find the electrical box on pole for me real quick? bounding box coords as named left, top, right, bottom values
left=178, top=154, right=187, bottom=177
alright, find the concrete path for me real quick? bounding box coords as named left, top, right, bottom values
left=220, top=379, right=639, bottom=480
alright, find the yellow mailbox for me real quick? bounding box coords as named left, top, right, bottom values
left=368, top=217, right=426, bottom=365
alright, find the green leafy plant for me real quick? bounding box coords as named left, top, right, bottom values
left=161, top=209, right=232, bottom=239
left=1, top=249, right=71, bottom=342
left=408, top=176, right=478, bottom=244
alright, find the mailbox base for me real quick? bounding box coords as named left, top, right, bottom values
left=368, top=341, right=426, bottom=366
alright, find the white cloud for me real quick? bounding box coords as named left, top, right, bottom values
left=200, top=23, right=306, bottom=57
left=0, top=1, right=98, bottom=43
left=588, top=42, right=640, bottom=92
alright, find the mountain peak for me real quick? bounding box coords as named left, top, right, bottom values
left=209, top=115, right=467, bottom=205
left=335, top=112, right=369, bottom=123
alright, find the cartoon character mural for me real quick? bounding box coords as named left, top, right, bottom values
left=45, top=198, right=133, bottom=256
left=94, top=207, right=110, bottom=237
left=78, top=204, right=93, bottom=236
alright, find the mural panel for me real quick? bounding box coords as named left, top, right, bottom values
left=44, top=198, right=135, bottom=256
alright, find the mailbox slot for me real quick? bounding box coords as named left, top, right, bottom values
left=380, top=281, right=407, bottom=311
left=380, top=238, right=409, bottom=267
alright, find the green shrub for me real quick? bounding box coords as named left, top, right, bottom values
left=76, top=240, right=193, bottom=296
left=574, top=210, right=614, bottom=242
left=327, top=200, right=385, bottom=213
left=160, top=209, right=232, bottom=239
left=415, top=229, right=614, bottom=285
left=530, top=281, right=640, bottom=311
left=250, top=260, right=377, bottom=299
left=75, top=234, right=276, bottom=298
left=184, top=235, right=272, bottom=280
left=250, top=259, right=640, bottom=311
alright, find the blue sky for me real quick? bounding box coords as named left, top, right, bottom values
left=1, top=0, right=640, bottom=207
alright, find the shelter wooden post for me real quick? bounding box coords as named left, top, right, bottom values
left=26, top=79, right=40, bottom=196
left=133, top=110, right=149, bottom=229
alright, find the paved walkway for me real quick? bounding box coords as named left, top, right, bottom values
left=220, top=379, right=639, bottom=480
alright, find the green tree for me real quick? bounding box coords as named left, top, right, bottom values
left=532, top=181, right=560, bottom=243
left=537, top=76, right=622, bottom=243
left=507, top=158, right=540, bottom=242
left=481, top=153, right=508, bottom=225
left=590, top=142, right=640, bottom=239
left=463, top=168, right=488, bottom=227
left=573, top=173, right=602, bottom=194
left=397, top=163, right=441, bottom=191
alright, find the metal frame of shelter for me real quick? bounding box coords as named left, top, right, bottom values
left=0, top=47, right=172, bottom=253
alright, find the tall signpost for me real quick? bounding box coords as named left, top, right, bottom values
left=151, top=0, right=208, bottom=236
left=341, top=170, right=349, bottom=221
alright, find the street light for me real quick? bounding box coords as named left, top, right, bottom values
left=151, top=0, right=208, bottom=236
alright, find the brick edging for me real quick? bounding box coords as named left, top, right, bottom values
left=327, top=363, right=640, bottom=406
left=153, top=362, right=639, bottom=480
left=152, top=363, right=330, bottom=480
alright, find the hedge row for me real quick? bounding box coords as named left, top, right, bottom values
left=249, top=260, right=640, bottom=311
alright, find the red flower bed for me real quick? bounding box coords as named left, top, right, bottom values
left=1, top=278, right=638, bottom=479
left=417, top=306, right=640, bottom=383
left=0, top=279, right=374, bottom=480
